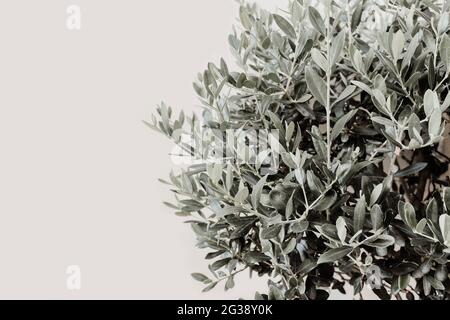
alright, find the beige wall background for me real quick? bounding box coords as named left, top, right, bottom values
left=0, top=0, right=354, bottom=299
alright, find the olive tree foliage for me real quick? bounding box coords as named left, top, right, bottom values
left=146, top=0, right=450, bottom=300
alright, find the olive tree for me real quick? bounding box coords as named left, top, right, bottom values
left=146, top=0, right=450, bottom=300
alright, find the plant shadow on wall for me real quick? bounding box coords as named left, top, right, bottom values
left=145, top=0, right=450, bottom=300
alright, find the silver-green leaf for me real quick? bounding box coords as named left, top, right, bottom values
left=353, top=195, right=366, bottom=234
left=273, top=14, right=296, bottom=39
left=305, top=66, right=327, bottom=106
left=317, top=246, right=353, bottom=264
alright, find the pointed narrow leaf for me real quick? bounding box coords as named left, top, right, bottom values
left=230, top=220, right=255, bottom=240
left=239, top=7, right=253, bottom=30
left=318, top=246, right=353, bottom=264
left=404, top=202, right=418, bottom=229
left=416, top=218, right=427, bottom=234
left=202, top=282, right=218, bottom=292
left=371, top=116, right=395, bottom=127
left=285, top=192, right=295, bottom=218
left=424, top=90, right=439, bottom=118
left=191, top=273, right=210, bottom=283
left=311, top=48, right=327, bottom=72
left=312, top=190, right=337, bottom=211
left=370, top=183, right=383, bottom=206
left=261, top=224, right=282, bottom=239
left=427, top=275, right=445, bottom=290
left=444, top=187, right=450, bottom=211
left=402, top=32, right=420, bottom=70
left=365, top=234, right=395, bottom=248
left=353, top=195, right=366, bottom=233
left=391, top=30, right=405, bottom=62
left=394, top=162, right=428, bottom=177
left=305, top=66, right=327, bottom=106
left=336, top=217, right=347, bottom=243
left=441, top=91, right=450, bottom=112
left=308, top=7, right=325, bottom=35
left=370, top=204, right=383, bottom=231
left=283, top=238, right=297, bottom=254
left=440, top=33, right=450, bottom=73
left=310, top=125, right=327, bottom=160
left=426, top=198, right=439, bottom=223
left=331, top=109, right=358, bottom=142
left=334, top=85, right=357, bottom=106
left=439, top=214, right=450, bottom=246
left=351, top=80, right=372, bottom=94
left=273, top=14, right=296, bottom=39
left=297, top=259, right=317, bottom=274
left=428, top=108, right=442, bottom=137
left=251, top=175, right=268, bottom=209
left=330, top=31, right=346, bottom=65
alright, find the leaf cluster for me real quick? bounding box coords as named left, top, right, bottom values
left=148, top=0, right=450, bottom=300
